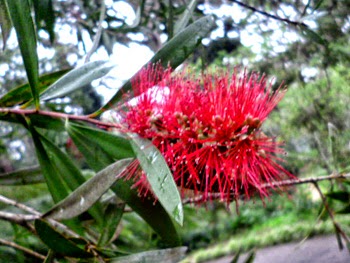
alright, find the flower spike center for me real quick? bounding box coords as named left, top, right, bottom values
left=121, top=65, right=294, bottom=206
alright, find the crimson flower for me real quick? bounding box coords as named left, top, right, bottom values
left=121, top=65, right=293, bottom=205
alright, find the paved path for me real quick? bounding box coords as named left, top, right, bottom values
left=206, top=235, right=350, bottom=263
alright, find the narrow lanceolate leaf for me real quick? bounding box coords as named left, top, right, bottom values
left=174, top=0, right=198, bottom=35
left=0, top=69, right=70, bottom=107
left=35, top=220, right=93, bottom=258
left=40, top=60, right=115, bottom=101
left=151, top=15, right=215, bottom=67
left=33, top=0, right=55, bottom=43
left=29, top=114, right=65, bottom=131
left=92, top=15, right=215, bottom=116
left=36, top=129, right=105, bottom=224
left=0, top=166, right=43, bottom=185
left=43, top=159, right=132, bottom=221
left=6, top=0, right=40, bottom=109
left=230, top=249, right=242, bottom=263
left=129, top=134, right=183, bottom=226
left=300, top=25, right=327, bottom=46
left=336, top=204, right=350, bottom=214
left=66, top=122, right=135, bottom=165
left=326, top=191, right=350, bottom=203
left=38, top=134, right=87, bottom=189
left=111, top=180, right=181, bottom=247
left=0, top=0, right=12, bottom=50
left=29, top=125, right=69, bottom=203
left=109, top=247, right=187, bottom=263
left=66, top=124, right=181, bottom=247
left=98, top=201, right=125, bottom=246
left=243, top=250, right=256, bottom=263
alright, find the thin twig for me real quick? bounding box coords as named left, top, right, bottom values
left=0, top=108, right=123, bottom=130
left=228, top=0, right=307, bottom=27
left=261, top=173, right=350, bottom=188
left=0, top=211, right=38, bottom=234
left=85, top=0, right=106, bottom=63
left=183, top=172, right=350, bottom=204
left=0, top=238, right=46, bottom=260
left=312, top=181, right=350, bottom=245
left=0, top=194, right=41, bottom=215
left=0, top=211, right=39, bottom=223
left=0, top=194, right=82, bottom=239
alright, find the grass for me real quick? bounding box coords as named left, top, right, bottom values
left=181, top=211, right=350, bottom=263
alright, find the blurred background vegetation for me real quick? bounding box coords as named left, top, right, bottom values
left=1, top=0, right=350, bottom=262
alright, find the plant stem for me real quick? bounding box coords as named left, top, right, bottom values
left=0, top=238, right=46, bottom=260
left=312, top=181, right=350, bottom=246
left=183, top=172, right=350, bottom=204
left=0, top=108, right=122, bottom=130
left=0, top=194, right=82, bottom=239
left=228, top=0, right=307, bottom=27
left=262, top=172, right=350, bottom=188
left=0, top=194, right=41, bottom=215
left=0, top=211, right=37, bottom=233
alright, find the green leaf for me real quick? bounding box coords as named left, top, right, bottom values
left=129, top=135, right=183, bottom=226
left=98, top=201, right=125, bottom=246
left=0, top=69, right=71, bottom=107
left=67, top=127, right=115, bottom=171
left=0, top=112, right=65, bottom=130
left=33, top=0, right=55, bottom=43
left=0, top=166, right=44, bottom=185
left=43, top=159, right=132, bottom=221
left=92, top=15, right=215, bottom=116
left=37, top=129, right=105, bottom=224
left=336, top=204, right=350, bottom=214
left=0, top=0, right=12, bottom=50
left=40, top=60, right=115, bottom=101
left=342, top=179, right=350, bottom=186
left=111, top=180, right=181, bottom=247
left=35, top=220, right=93, bottom=258
left=110, top=247, right=187, bottom=263
left=38, top=133, right=86, bottom=189
left=151, top=15, right=215, bottom=73
left=65, top=122, right=134, bottom=171
left=174, top=0, right=198, bottom=35
left=29, top=114, right=65, bottom=131
left=243, top=250, right=256, bottom=263
left=313, top=0, right=325, bottom=12
left=300, top=25, right=327, bottom=46
left=94, top=247, right=129, bottom=258
left=29, top=125, right=70, bottom=203
left=230, top=249, right=242, bottom=263
left=66, top=123, right=181, bottom=247
left=6, top=0, right=40, bottom=109
left=326, top=191, right=350, bottom=203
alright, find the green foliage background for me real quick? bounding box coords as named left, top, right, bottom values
left=1, top=0, right=350, bottom=262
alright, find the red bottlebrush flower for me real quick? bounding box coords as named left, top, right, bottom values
left=121, top=65, right=293, bottom=205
